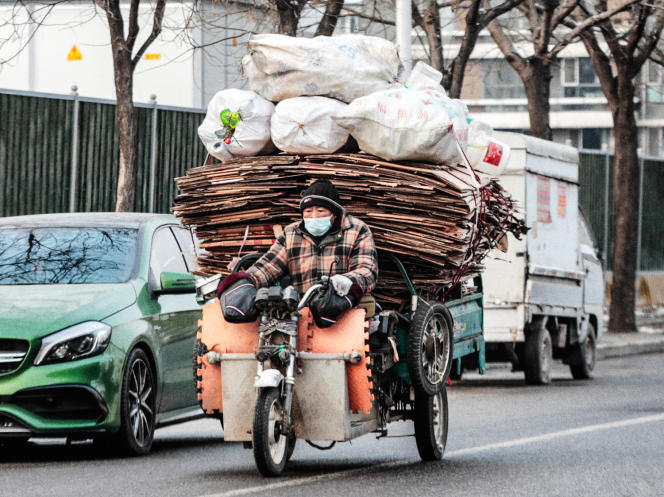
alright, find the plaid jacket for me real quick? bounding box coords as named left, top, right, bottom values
left=246, top=214, right=378, bottom=295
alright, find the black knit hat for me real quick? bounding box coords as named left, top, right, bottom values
left=299, top=179, right=343, bottom=216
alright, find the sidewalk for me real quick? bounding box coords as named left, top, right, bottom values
left=597, top=317, right=664, bottom=360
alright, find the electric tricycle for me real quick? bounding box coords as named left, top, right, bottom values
left=193, top=252, right=485, bottom=476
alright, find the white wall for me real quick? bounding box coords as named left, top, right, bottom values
left=0, top=2, right=200, bottom=107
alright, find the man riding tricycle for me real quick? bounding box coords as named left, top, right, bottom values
left=194, top=179, right=485, bottom=476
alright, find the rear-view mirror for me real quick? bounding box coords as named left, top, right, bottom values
left=159, top=272, right=196, bottom=294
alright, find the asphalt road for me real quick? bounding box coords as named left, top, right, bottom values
left=2, top=353, right=663, bottom=497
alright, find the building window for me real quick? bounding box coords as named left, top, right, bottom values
left=344, top=15, right=359, bottom=33
left=646, top=61, right=663, bottom=103
left=483, top=60, right=526, bottom=99
left=561, top=58, right=603, bottom=98
left=582, top=129, right=603, bottom=149
left=647, top=128, right=663, bottom=157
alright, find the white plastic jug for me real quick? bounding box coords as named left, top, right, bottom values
left=465, top=120, right=510, bottom=176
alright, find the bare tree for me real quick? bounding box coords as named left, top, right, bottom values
left=571, top=0, right=664, bottom=332
left=411, top=0, right=524, bottom=98
left=486, top=0, right=639, bottom=140
left=94, top=0, right=166, bottom=212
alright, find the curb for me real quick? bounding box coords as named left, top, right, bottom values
left=597, top=336, right=664, bottom=360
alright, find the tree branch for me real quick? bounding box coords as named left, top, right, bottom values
left=315, top=0, right=344, bottom=36
left=126, top=0, right=140, bottom=52
left=550, top=0, right=580, bottom=29
left=535, top=0, right=556, bottom=55
left=633, top=2, right=664, bottom=71
left=131, top=0, right=165, bottom=69
left=486, top=16, right=527, bottom=74
left=549, top=0, right=642, bottom=60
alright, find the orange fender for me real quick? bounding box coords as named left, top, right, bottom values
left=297, top=308, right=373, bottom=415
left=196, top=301, right=258, bottom=415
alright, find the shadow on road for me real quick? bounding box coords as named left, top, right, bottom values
left=0, top=435, right=226, bottom=463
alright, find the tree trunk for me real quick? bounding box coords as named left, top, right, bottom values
left=315, top=0, right=344, bottom=36
left=421, top=0, right=443, bottom=73
left=521, top=58, right=553, bottom=140
left=277, top=0, right=302, bottom=36
left=608, top=74, right=639, bottom=332
left=114, top=71, right=136, bottom=212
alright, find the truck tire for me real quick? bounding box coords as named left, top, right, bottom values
left=570, top=324, right=596, bottom=380
left=524, top=320, right=552, bottom=385
left=414, top=388, right=448, bottom=461
left=408, top=301, right=453, bottom=396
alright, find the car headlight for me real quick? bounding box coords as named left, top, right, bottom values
left=34, top=321, right=112, bottom=366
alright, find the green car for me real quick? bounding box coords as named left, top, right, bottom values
left=0, top=213, right=205, bottom=455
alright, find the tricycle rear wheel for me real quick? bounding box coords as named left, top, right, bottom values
left=408, top=301, right=453, bottom=395
left=414, top=388, right=448, bottom=461
left=253, top=387, right=289, bottom=476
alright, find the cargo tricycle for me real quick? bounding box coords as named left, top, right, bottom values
left=194, top=252, right=485, bottom=476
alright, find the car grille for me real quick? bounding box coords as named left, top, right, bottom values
left=0, top=339, right=29, bottom=374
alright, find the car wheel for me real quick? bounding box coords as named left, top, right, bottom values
left=524, top=319, right=552, bottom=385
left=570, top=324, right=597, bottom=380
left=116, top=348, right=156, bottom=456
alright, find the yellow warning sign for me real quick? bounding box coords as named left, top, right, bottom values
left=67, top=45, right=82, bottom=61
left=144, top=53, right=161, bottom=60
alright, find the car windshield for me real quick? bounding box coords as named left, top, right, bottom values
left=0, top=227, right=139, bottom=284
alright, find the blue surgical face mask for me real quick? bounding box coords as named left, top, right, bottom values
left=304, top=216, right=333, bottom=237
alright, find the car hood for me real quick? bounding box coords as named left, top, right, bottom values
left=0, top=283, right=137, bottom=340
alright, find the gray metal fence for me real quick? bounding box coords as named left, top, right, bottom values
left=578, top=150, right=664, bottom=272
left=0, top=88, right=206, bottom=217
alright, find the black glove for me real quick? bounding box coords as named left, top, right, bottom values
left=309, top=286, right=358, bottom=329
left=217, top=272, right=257, bottom=323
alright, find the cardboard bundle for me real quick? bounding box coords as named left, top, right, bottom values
left=172, top=154, right=526, bottom=301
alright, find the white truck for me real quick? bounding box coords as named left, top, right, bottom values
left=481, top=132, right=604, bottom=384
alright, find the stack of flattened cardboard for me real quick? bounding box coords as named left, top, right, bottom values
left=173, top=154, right=526, bottom=300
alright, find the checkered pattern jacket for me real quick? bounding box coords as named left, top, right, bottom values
left=246, top=214, right=378, bottom=295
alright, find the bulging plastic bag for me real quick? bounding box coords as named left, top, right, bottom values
left=198, top=89, right=275, bottom=162
left=271, top=97, right=349, bottom=154
left=242, top=34, right=401, bottom=103
left=333, top=88, right=469, bottom=164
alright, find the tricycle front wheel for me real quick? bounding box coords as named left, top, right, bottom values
left=414, top=388, right=449, bottom=461
left=253, top=387, right=289, bottom=476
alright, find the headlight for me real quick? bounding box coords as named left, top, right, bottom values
left=34, top=322, right=112, bottom=366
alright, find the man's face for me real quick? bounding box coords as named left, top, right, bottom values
left=302, top=206, right=336, bottom=223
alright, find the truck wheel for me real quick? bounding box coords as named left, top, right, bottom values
left=408, top=302, right=453, bottom=396
left=524, top=320, right=552, bottom=385
left=570, top=324, right=596, bottom=380
left=253, top=387, right=288, bottom=476
left=414, top=388, right=448, bottom=461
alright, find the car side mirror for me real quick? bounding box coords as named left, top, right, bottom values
left=158, top=272, right=196, bottom=294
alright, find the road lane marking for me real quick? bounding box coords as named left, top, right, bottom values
left=201, top=413, right=664, bottom=497
left=449, top=412, right=664, bottom=456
